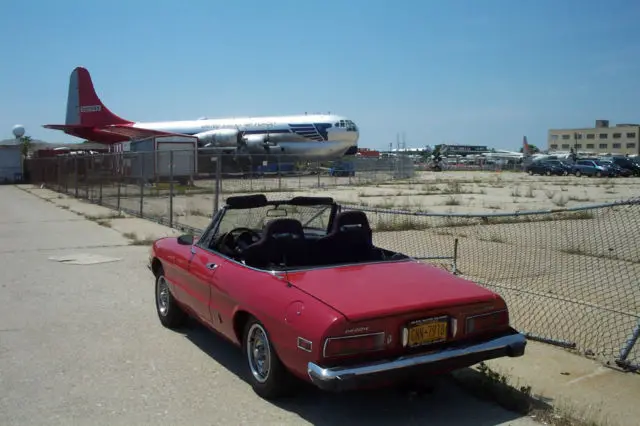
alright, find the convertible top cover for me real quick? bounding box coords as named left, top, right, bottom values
left=225, top=194, right=335, bottom=209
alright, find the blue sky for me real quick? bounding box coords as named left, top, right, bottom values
left=2, top=0, right=640, bottom=151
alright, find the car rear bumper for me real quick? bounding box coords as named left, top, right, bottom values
left=307, top=328, right=526, bottom=392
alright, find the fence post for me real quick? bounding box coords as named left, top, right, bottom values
left=139, top=152, right=144, bottom=217
left=74, top=157, right=78, bottom=198
left=85, top=160, right=89, bottom=200
left=117, top=175, right=121, bottom=211
left=214, top=153, right=221, bottom=215
left=278, top=155, right=282, bottom=190
left=616, top=318, right=640, bottom=370
left=169, top=150, right=174, bottom=228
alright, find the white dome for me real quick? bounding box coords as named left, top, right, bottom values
left=12, top=124, right=25, bottom=138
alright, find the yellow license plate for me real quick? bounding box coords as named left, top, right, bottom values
left=407, top=320, right=448, bottom=346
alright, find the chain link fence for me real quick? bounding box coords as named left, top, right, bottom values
left=338, top=202, right=640, bottom=371
left=24, top=148, right=639, bottom=371
left=24, top=149, right=415, bottom=230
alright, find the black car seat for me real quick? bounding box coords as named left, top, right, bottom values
left=314, top=210, right=374, bottom=264
left=243, top=218, right=308, bottom=268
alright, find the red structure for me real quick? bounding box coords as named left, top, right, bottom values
left=356, top=148, right=380, bottom=158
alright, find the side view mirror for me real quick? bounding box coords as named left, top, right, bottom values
left=177, top=234, right=194, bottom=245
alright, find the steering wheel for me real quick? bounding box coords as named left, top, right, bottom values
left=219, top=227, right=261, bottom=256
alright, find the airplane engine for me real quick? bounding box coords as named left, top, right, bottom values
left=194, top=128, right=241, bottom=147
left=242, top=134, right=284, bottom=153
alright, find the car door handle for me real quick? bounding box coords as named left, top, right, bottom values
left=206, top=263, right=218, bottom=270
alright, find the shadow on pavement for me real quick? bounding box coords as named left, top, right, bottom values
left=181, top=320, right=529, bottom=426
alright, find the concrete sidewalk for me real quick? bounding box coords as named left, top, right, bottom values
left=15, top=184, right=640, bottom=426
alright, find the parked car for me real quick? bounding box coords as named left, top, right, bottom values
left=600, top=156, right=640, bottom=177
left=597, top=160, right=632, bottom=177
left=540, top=159, right=578, bottom=175
left=524, top=161, right=566, bottom=176
left=574, top=160, right=615, bottom=177
left=148, top=194, right=526, bottom=399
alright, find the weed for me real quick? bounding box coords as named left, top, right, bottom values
left=442, top=195, right=462, bottom=206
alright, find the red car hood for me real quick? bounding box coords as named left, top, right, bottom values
left=285, top=260, right=500, bottom=321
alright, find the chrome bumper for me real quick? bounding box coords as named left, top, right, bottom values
left=307, top=329, right=526, bottom=392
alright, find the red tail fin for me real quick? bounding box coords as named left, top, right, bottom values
left=65, top=67, right=133, bottom=127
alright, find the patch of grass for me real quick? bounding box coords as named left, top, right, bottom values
left=453, top=363, right=607, bottom=426
left=373, top=217, right=430, bottom=231
left=479, top=233, right=505, bottom=243
left=568, top=195, right=593, bottom=202
left=523, top=185, right=535, bottom=198
left=122, top=231, right=156, bottom=246
left=551, top=194, right=569, bottom=207
left=443, top=195, right=462, bottom=206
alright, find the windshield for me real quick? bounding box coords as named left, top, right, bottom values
left=216, top=204, right=333, bottom=236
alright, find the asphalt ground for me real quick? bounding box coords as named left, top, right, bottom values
left=0, top=185, right=537, bottom=426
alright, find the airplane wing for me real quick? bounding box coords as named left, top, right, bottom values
left=94, top=124, right=190, bottom=140
left=44, top=123, right=192, bottom=141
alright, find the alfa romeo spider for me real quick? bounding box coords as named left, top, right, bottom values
left=148, top=194, right=526, bottom=399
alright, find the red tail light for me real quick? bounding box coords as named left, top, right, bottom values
left=465, top=310, right=509, bottom=334
left=323, top=332, right=386, bottom=358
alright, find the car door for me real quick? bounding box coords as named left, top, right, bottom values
left=186, top=245, right=219, bottom=327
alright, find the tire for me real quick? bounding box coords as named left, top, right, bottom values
left=155, top=267, right=187, bottom=329
left=243, top=317, right=296, bottom=399
left=527, top=170, right=533, bottom=175
left=545, top=170, right=551, bottom=176
left=575, top=171, right=581, bottom=177
left=596, top=171, right=602, bottom=177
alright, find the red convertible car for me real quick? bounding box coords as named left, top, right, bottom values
left=148, top=194, right=526, bottom=399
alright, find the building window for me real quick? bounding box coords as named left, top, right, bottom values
left=627, top=143, right=636, bottom=149
left=612, top=143, right=621, bottom=149
left=613, top=133, right=621, bottom=138
left=599, top=133, right=608, bottom=139
left=562, top=134, right=570, bottom=140
left=586, top=134, right=595, bottom=139
left=599, top=143, right=608, bottom=149
left=576, top=133, right=583, bottom=139
left=575, top=144, right=582, bottom=148
left=550, top=134, right=558, bottom=140
left=561, top=144, right=570, bottom=149
left=550, top=144, right=558, bottom=149
left=626, top=132, right=636, bottom=138
left=586, top=144, right=594, bottom=149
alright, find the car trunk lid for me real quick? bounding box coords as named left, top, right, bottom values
left=285, top=260, right=500, bottom=322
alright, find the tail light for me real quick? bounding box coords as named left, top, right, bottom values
left=465, top=309, right=509, bottom=334
left=323, top=332, right=386, bottom=358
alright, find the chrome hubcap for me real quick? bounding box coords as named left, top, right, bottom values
left=247, top=324, right=271, bottom=383
left=157, top=276, right=169, bottom=316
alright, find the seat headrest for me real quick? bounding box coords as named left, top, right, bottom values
left=265, top=218, right=305, bottom=239
left=332, top=210, right=371, bottom=233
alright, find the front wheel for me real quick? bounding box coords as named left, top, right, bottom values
left=155, top=268, right=187, bottom=329
left=244, top=318, right=296, bottom=399
left=575, top=170, right=582, bottom=177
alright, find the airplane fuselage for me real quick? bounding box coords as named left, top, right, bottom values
left=132, top=113, right=359, bottom=160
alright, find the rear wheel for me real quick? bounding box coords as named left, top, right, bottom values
left=243, top=317, right=296, bottom=399
left=575, top=170, right=582, bottom=177
left=155, top=267, right=187, bottom=329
